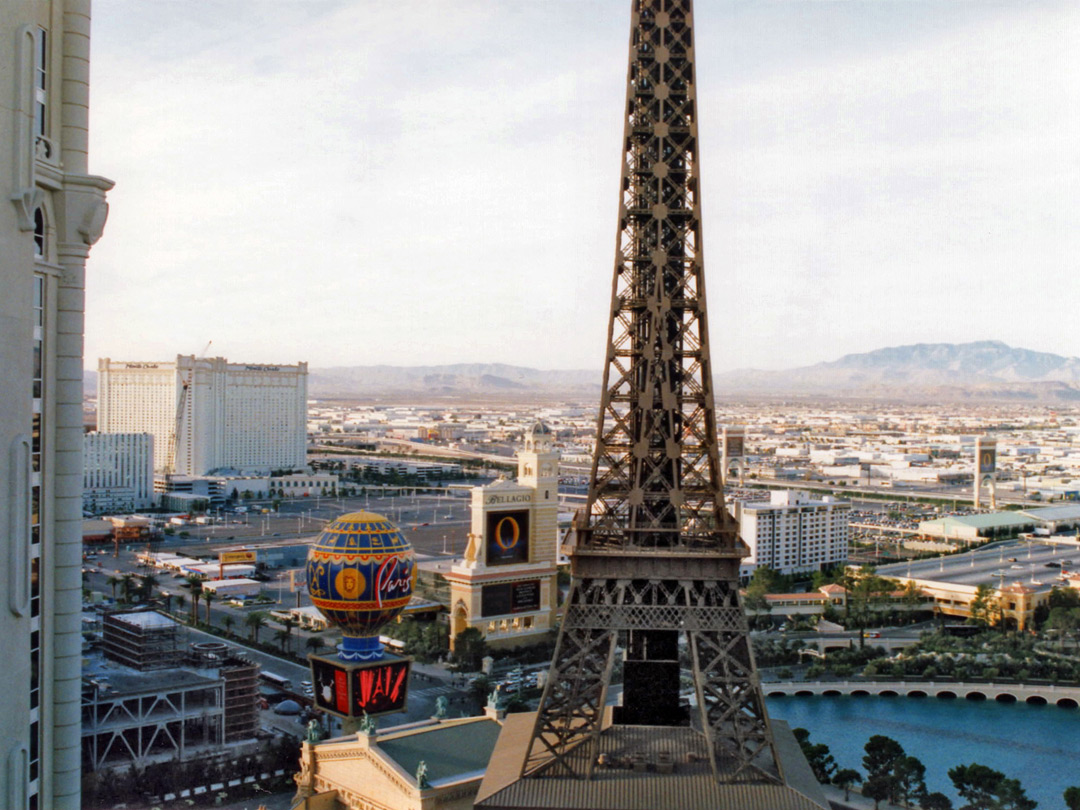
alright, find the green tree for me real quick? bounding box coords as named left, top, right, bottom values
left=221, top=615, right=235, bottom=637
left=305, top=635, right=325, bottom=654
left=1064, top=786, right=1080, bottom=810
left=453, top=627, right=488, bottom=671
left=1048, top=586, right=1080, bottom=610
left=280, top=616, right=299, bottom=654
left=185, top=575, right=203, bottom=624
left=969, top=584, right=998, bottom=628
left=106, top=575, right=120, bottom=601
left=469, top=675, right=492, bottom=704
left=864, top=774, right=893, bottom=810
left=1047, top=605, right=1080, bottom=650
left=273, top=628, right=290, bottom=653
left=833, top=768, right=863, bottom=801
left=793, top=728, right=837, bottom=784
left=119, top=573, right=138, bottom=604
left=202, top=588, right=216, bottom=624
left=138, top=573, right=159, bottom=603
left=894, top=755, right=928, bottom=807
left=948, top=763, right=1036, bottom=810
left=863, top=735, right=905, bottom=782
left=246, top=611, right=268, bottom=644
left=922, top=792, right=954, bottom=810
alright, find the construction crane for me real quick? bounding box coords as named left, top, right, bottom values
left=164, top=340, right=212, bottom=476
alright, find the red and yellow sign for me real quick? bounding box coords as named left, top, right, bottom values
left=219, top=550, right=257, bottom=565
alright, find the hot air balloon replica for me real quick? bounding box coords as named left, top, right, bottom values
left=305, top=511, right=415, bottom=723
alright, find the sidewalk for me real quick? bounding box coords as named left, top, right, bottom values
left=822, top=783, right=910, bottom=810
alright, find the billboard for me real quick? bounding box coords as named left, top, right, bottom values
left=309, top=654, right=411, bottom=718
left=481, top=579, right=541, bottom=617
left=219, top=550, right=256, bottom=565
left=978, top=446, right=997, bottom=475
left=311, top=656, right=351, bottom=715
left=353, top=659, right=410, bottom=715
left=724, top=430, right=745, bottom=459
left=485, top=510, right=530, bottom=566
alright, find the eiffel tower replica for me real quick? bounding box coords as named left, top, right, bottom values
left=476, top=2, right=829, bottom=808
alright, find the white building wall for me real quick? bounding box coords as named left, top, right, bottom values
left=83, top=432, right=154, bottom=511
left=98, top=356, right=307, bottom=475
left=97, top=360, right=176, bottom=472
left=739, top=490, right=851, bottom=578
left=0, top=3, right=113, bottom=806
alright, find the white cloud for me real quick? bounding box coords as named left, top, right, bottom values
left=86, top=1, right=1080, bottom=372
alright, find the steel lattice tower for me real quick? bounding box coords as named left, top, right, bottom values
left=521, top=0, right=783, bottom=785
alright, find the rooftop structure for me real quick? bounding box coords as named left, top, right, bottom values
left=102, top=611, right=184, bottom=671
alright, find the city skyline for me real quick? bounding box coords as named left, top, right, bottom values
left=86, top=1, right=1079, bottom=372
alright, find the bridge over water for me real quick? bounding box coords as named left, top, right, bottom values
left=764, top=680, right=1080, bottom=708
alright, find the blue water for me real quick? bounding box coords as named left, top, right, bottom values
left=765, top=694, right=1080, bottom=809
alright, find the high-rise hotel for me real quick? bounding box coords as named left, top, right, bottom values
left=98, top=356, right=308, bottom=475
left=0, top=2, right=113, bottom=807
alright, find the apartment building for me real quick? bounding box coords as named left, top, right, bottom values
left=83, top=432, right=154, bottom=513
left=737, top=490, right=851, bottom=578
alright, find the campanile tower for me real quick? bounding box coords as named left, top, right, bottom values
left=477, top=3, right=829, bottom=807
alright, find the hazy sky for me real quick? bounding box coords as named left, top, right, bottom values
left=85, top=1, right=1079, bottom=372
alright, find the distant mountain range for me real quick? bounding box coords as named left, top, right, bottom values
left=308, top=364, right=600, bottom=398
left=716, top=341, right=1080, bottom=401
left=82, top=342, right=1080, bottom=402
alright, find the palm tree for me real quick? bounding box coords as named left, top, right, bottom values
left=273, top=628, right=290, bottom=653
left=246, top=611, right=268, bottom=644
left=106, top=575, right=120, bottom=602
left=139, top=573, right=159, bottom=603
left=203, top=589, right=216, bottom=625
left=185, top=575, right=203, bottom=624
left=174, top=593, right=186, bottom=616
left=281, top=617, right=298, bottom=655
left=119, top=574, right=137, bottom=604
left=305, top=635, right=325, bottom=655
left=222, top=615, right=235, bottom=638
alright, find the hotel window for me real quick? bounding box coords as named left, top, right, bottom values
left=33, top=208, right=45, bottom=258
left=34, top=28, right=47, bottom=139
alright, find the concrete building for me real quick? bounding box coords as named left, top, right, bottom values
left=97, top=356, right=307, bottom=475
left=293, top=715, right=503, bottom=810
left=0, top=2, right=113, bottom=807
left=736, top=490, right=851, bottom=578
left=82, top=639, right=259, bottom=772
left=83, top=432, right=154, bottom=513
left=917, top=512, right=1036, bottom=544
left=445, top=423, right=561, bottom=649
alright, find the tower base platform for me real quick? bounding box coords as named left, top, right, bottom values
left=475, top=712, right=829, bottom=810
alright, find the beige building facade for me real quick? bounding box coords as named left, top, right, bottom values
left=445, top=423, right=560, bottom=649
left=293, top=716, right=503, bottom=810
left=0, top=2, right=113, bottom=807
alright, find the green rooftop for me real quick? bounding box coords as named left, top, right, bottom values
left=379, top=719, right=502, bottom=784
left=921, top=513, right=1034, bottom=531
